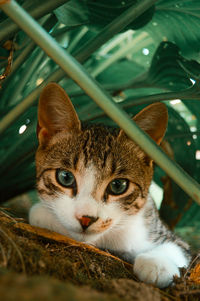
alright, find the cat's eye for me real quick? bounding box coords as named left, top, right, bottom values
left=107, top=178, right=129, bottom=195
left=56, top=170, right=76, bottom=188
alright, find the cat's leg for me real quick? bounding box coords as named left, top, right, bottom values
left=133, top=241, right=189, bottom=288
left=29, top=202, right=69, bottom=236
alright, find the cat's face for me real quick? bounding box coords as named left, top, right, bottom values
left=36, top=83, right=168, bottom=243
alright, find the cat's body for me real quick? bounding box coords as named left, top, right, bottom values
left=29, top=83, right=190, bottom=288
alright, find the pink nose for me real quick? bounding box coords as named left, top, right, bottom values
left=77, top=215, right=98, bottom=230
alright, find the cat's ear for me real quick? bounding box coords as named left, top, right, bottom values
left=37, top=82, right=81, bottom=145
left=133, top=103, right=168, bottom=144
left=119, top=103, right=168, bottom=145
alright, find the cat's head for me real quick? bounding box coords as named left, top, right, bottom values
left=36, top=83, right=168, bottom=243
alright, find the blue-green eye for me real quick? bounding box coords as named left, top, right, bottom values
left=107, top=178, right=129, bottom=195
left=56, top=170, right=76, bottom=188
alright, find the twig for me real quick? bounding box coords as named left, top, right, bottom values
left=184, top=253, right=200, bottom=278
left=78, top=252, right=91, bottom=279
left=0, top=40, right=14, bottom=87
left=157, top=289, right=180, bottom=301
left=0, top=227, right=26, bottom=273
left=0, top=207, right=18, bottom=223
left=0, top=242, right=7, bottom=267
left=179, top=289, right=200, bottom=296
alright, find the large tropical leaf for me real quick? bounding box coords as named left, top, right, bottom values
left=145, top=42, right=194, bottom=91
left=54, top=0, right=155, bottom=30
left=97, top=42, right=196, bottom=92
left=54, top=0, right=89, bottom=28
left=142, top=0, right=200, bottom=59
left=86, top=0, right=155, bottom=30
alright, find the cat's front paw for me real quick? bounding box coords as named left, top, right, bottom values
left=133, top=253, right=180, bottom=288
left=29, top=203, right=69, bottom=236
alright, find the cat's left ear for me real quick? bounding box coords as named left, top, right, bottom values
left=118, top=103, right=168, bottom=145
left=37, top=82, right=81, bottom=146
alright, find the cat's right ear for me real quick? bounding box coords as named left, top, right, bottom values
left=118, top=102, right=168, bottom=145
left=37, top=82, right=81, bottom=146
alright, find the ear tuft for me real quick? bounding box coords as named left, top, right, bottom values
left=37, top=83, right=81, bottom=145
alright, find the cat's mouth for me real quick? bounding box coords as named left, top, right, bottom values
left=79, top=217, right=113, bottom=234
left=67, top=217, right=113, bottom=242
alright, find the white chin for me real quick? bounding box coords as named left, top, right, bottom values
left=68, top=230, right=99, bottom=244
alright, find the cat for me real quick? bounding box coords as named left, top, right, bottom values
left=29, top=82, right=190, bottom=288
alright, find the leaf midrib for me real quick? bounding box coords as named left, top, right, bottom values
left=156, top=7, right=200, bottom=18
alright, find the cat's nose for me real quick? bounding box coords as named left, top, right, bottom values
left=77, top=215, right=98, bottom=231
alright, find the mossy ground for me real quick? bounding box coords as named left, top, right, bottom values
left=0, top=209, right=199, bottom=301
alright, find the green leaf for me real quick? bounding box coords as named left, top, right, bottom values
left=146, top=42, right=193, bottom=91
left=54, top=0, right=155, bottom=31
left=159, top=107, right=198, bottom=228
left=87, top=0, right=155, bottom=30
left=97, top=42, right=195, bottom=92
left=97, top=59, right=145, bottom=86
left=178, top=59, right=200, bottom=81
left=54, top=0, right=89, bottom=28
left=175, top=222, right=200, bottom=251
left=143, top=0, right=200, bottom=59
left=0, top=46, right=9, bottom=59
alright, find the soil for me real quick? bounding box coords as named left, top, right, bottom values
left=0, top=209, right=199, bottom=301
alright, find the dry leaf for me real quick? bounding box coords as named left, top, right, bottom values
left=189, top=263, right=200, bottom=284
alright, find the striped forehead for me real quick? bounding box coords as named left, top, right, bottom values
left=78, top=164, right=97, bottom=196
left=57, top=126, right=117, bottom=172
left=80, top=127, right=115, bottom=167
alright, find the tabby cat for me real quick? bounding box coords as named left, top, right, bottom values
left=29, top=83, right=190, bottom=288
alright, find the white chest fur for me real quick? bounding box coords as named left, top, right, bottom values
left=95, top=207, right=153, bottom=260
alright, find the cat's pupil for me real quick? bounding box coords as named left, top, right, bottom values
left=56, top=170, right=75, bottom=188
left=108, top=179, right=129, bottom=195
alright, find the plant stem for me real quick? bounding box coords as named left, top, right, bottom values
left=0, top=13, right=58, bottom=107
left=0, top=0, right=69, bottom=41
left=8, top=50, right=45, bottom=106
left=67, top=26, right=89, bottom=54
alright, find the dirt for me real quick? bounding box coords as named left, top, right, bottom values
left=0, top=209, right=199, bottom=301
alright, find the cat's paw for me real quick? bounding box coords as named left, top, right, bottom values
left=29, top=203, right=51, bottom=228
left=29, top=203, right=69, bottom=236
left=133, top=253, right=180, bottom=288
